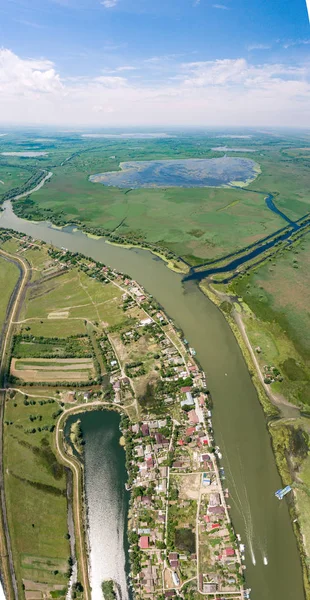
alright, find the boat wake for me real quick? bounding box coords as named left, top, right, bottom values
left=220, top=446, right=259, bottom=567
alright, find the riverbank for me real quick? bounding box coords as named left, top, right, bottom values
left=0, top=205, right=305, bottom=600
left=198, top=281, right=279, bottom=418
left=199, top=280, right=310, bottom=599
left=105, top=239, right=189, bottom=274
left=0, top=232, right=246, bottom=600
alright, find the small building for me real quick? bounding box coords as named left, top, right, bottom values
left=169, top=552, right=178, bottom=561
left=188, top=410, right=199, bottom=424
left=185, top=391, right=194, bottom=404
left=181, top=397, right=195, bottom=409
left=140, top=317, right=153, bottom=326
left=139, top=536, right=149, bottom=549
left=203, top=583, right=217, bottom=594
left=170, top=560, right=179, bottom=569
left=224, top=547, right=235, bottom=557
left=141, top=423, right=150, bottom=436
left=208, top=506, right=225, bottom=516
left=209, top=493, right=220, bottom=507
left=172, top=572, right=180, bottom=587
left=186, top=426, right=196, bottom=437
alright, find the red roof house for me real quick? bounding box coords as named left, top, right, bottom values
left=139, top=536, right=149, bottom=550
left=188, top=410, right=199, bottom=424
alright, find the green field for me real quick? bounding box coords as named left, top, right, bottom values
left=230, top=233, right=310, bottom=406
left=4, top=391, right=70, bottom=598
left=0, top=255, right=19, bottom=329
left=12, top=335, right=92, bottom=358
left=2, top=131, right=310, bottom=263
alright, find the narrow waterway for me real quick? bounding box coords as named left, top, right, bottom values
left=65, top=411, right=130, bottom=600
left=0, top=202, right=305, bottom=600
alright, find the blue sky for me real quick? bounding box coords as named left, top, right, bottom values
left=0, top=0, right=309, bottom=126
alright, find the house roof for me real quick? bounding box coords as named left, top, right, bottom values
left=139, top=536, right=149, bottom=549
left=188, top=410, right=199, bottom=424
left=186, top=426, right=196, bottom=436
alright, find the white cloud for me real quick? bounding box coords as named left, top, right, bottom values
left=115, top=66, right=137, bottom=72
left=283, top=38, right=310, bottom=49
left=248, top=44, right=271, bottom=51
left=212, top=4, right=229, bottom=9
left=93, top=75, right=128, bottom=87
left=101, top=0, right=118, bottom=7
left=0, top=50, right=309, bottom=127
left=0, top=49, right=62, bottom=95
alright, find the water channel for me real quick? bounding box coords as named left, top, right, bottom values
left=0, top=201, right=305, bottom=600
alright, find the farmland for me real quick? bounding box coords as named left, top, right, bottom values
left=3, top=390, right=70, bottom=599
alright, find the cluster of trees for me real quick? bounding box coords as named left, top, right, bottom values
left=101, top=580, right=116, bottom=600
left=12, top=333, right=92, bottom=359
left=125, top=361, right=146, bottom=378
left=2, top=169, right=45, bottom=203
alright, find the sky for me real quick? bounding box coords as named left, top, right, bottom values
left=0, top=0, right=309, bottom=127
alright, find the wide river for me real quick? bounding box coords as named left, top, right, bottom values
left=0, top=201, right=305, bottom=600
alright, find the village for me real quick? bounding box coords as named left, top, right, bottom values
left=42, top=243, right=248, bottom=599
left=0, top=231, right=248, bottom=600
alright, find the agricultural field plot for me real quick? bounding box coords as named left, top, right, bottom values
left=3, top=391, right=70, bottom=598
left=12, top=334, right=93, bottom=358
left=20, top=318, right=87, bottom=338
left=11, top=334, right=96, bottom=383
left=231, top=234, right=310, bottom=406
left=10, top=357, right=95, bottom=383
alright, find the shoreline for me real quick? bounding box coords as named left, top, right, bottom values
left=46, top=252, right=246, bottom=600
left=199, top=279, right=310, bottom=599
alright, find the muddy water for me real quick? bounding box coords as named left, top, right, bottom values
left=0, top=201, right=305, bottom=600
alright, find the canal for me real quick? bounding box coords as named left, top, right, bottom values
left=65, top=411, right=131, bottom=600
left=0, top=201, right=305, bottom=600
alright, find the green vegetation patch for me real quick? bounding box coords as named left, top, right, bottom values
left=230, top=235, right=310, bottom=406
left=3, top=391, right=69, bottom=596
left=175, top=527, right=196, bottom=554
left=0, top=255, right=19, bottom=328
left=12, top=334, right=92, bottom=358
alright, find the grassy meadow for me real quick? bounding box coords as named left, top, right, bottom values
left=230, top=233, right=310, bottom=407
left=0, top=255, right=19, bottom=328
left=2, top=130, right=310, bottom=263
left=3, top=391, right=70, bottom=599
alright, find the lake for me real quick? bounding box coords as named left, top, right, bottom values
left=65, top=410, right=131, bottom=600
left=89, top=156, right=259, bottom=188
